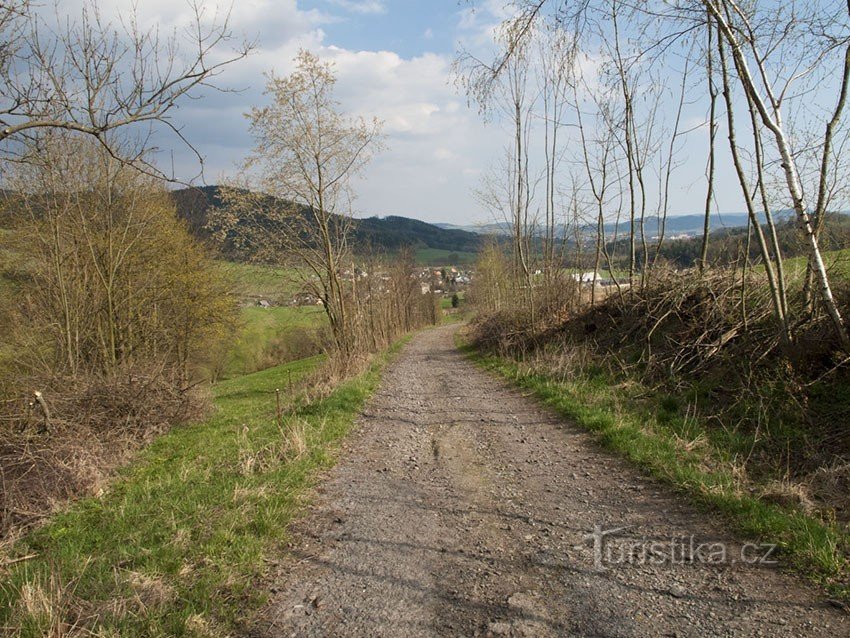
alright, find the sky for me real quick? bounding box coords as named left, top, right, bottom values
left=45, top=0, right=509, bottom=225
left=40, top=0, right=751, bottom=226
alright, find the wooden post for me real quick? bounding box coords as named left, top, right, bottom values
left=32, top=390, right=51, bottom=434
left=275, top=388, right=282, bottom=429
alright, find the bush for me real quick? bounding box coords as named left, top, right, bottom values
left=0, top=136, right=236, bottom=542
left=469, top=265, right=850, bottom=513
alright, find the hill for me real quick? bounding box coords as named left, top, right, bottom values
left=435, top=210, right=798, bottom=239
left=171, top=185, right=484, bottom=258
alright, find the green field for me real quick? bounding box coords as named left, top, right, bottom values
left=776, top=247, right=850, bottom=282
left=223, top=305, right=328, bottom=379
left=213, top=261, right=329, bottom=380
left=218, top=261, right=307, bottom=302
left=414, top=247, right=478, bottom=266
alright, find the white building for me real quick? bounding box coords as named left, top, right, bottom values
left=571, top=271, right=600, bottom=284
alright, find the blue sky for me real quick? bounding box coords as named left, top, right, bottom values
left=299, top=0, right=464, bottom=59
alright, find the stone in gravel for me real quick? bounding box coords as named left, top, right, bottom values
left=486, top=621, right=512, bottom=636
left=668, top=585, right=687, bottom=598
left=507, top=592, right=537, bottom=613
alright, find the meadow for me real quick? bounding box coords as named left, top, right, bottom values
left=217, top=262, right=329, bottom=379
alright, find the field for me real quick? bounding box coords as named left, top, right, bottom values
left=777, top=247, right=850, bottom=282
left=217, top=261, right=328, bottom=379
left=222, top=305, right=328, bottom=378
left=414, top=247, right=478, bottom=266
left=218, top=261, right=307, bottom=302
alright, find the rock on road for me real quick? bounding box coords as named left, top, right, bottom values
left=251, top=325, right=848, bottom=637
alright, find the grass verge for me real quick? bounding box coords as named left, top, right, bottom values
left=0, top=341, right=407, bottom=636
left=459, top=337, right=850, bottom=601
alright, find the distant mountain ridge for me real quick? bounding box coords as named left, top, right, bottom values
left=435, top=210, right=797, bottom=238
left=170, top=185, right=484, bottom=257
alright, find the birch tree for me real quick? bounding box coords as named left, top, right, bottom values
left=703, top=0, right=850, bottom=348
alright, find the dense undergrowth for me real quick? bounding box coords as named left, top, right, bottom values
left=467, top=267, right=850, bottom=598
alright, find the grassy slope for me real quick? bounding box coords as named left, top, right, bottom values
left=0, top=342, right=405, bottom=636
left=224, top=306, right=327, bottom=379
left=414, top=247, right=478, bottom=266
left=752, top=247, right=850, bottom=284
left=780, top=247, right=850, bottom=281
left=215, top=261, right=328, bottom=379
left=461, top=339, right=850, bottom=600
left=219, top=261, right=305, bottom=301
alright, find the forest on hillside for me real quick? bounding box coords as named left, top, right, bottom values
left=171, top=185, right=484, bottom=258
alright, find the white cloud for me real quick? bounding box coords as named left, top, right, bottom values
left=307, top=47, right=501, bottom=221
left=423, top=27, right=434, bottom=40
left=326, top=0, right=387, bottom=15
left=31, top=0, right=502, bottom=224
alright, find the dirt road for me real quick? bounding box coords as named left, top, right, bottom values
left=252, top=325, right=848, bottom=637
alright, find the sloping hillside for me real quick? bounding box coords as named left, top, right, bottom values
left=171, top=185, right=483, bottom=257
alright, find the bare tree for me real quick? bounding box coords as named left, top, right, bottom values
left=537, top=18, right=576, bottom=285
left=704, top=0, right=850, bottom=348
left=0, top=0, right=251, bottom=179
left=699, top=9, right=718, bottom=272
left=464, top=20, right=540, bottom=326
left=238, top=50, right=383, bottom=360
left=715, top=26, right=792, bottom=344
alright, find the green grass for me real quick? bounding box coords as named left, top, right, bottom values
left=0, top=342, right=406, bottom=636
left=752, top=247, right=850, bottom=285
left=214, top=259, right=329, bottom=379
left=778, top=247, right=850, bottom=282
left=414, top=247, right=478, bottom=266
left=439, top=292, right=464, bottom=310
left=223, top=305, right=328, bottom=379
left=218, top=261, right=305, bottom=302
left=460, top=339, right=850, bottom=599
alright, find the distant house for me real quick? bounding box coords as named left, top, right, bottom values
left=420, top=283, right=431, bottom=295
left=291, top=291, right=322, bottom=306
left=256, top=299, right=272, bottom=308
left=571, top=271, right=600, bottom=284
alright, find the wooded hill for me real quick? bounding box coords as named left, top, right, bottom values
left=608, top=213, right=850, bottom=269
left=171, top=185, right=484, bottom=258
left=439, top=210, right=798, bottom=239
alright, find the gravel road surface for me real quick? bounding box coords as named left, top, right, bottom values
left=251, top=324, right=848, bottom=637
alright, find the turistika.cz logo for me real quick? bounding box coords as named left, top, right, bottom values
left=580, top=524, right=778, bottom=571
